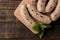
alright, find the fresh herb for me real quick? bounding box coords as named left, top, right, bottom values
left=32, top=24, right=41, bottom=32
left=41, top=24, right=51, bottom=30
left=38, top=29, right=45, bottom=38
left=32, top=24, right=51, bottom=38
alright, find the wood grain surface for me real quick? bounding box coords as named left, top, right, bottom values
left=0, top=0, right=60, bottom=40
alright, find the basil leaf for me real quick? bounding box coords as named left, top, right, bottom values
left=32, top=24, right=41, bottom=32
left=38, top=30, right=45, bottom=38
left=44, top=24, right=51, bottom=28
left=32, top=24, right=51, bottom=38
left=42, top=24, right=51, bottom=29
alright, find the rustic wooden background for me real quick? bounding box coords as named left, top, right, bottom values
left=0, top=0, right=60, bottom=40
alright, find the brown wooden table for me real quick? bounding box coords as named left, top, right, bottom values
left=0, top=0, right=60, bottom=40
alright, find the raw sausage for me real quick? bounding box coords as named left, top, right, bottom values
left=27, top=4, right=52, bottom=24
left=37, top=0, right=47, bottom=13
left=50, top=0, right=60, bottom=21
left=46, top=0, right=58, bottom=13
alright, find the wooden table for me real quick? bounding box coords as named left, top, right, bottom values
left=0, top=0, right=60, bottom=40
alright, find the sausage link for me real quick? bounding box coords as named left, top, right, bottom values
left=46, top=0, right=58, bottom=13
left=37, top=0, right=47, bottom=13
left=50, top=0, right=60, bottom=21
left=27, top=4, right=51, bottom=24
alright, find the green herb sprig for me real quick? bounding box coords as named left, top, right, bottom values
left=32, top=24, right=51, bottom=38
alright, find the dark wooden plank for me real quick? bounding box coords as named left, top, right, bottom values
left=0, top=0, right=8, bottom=2
left=8, top=0, right=22, bottom=10
left=0, top=10, right=17, bottom=22
left=0, top=0, right=21, bottom=10
left=8, top=1, right=21, bottom=10
left=0, top=0, right=60, bottom=40
left=10, top=0, right=22, bottom=1
left=0, top=1, right=9, bottom=9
